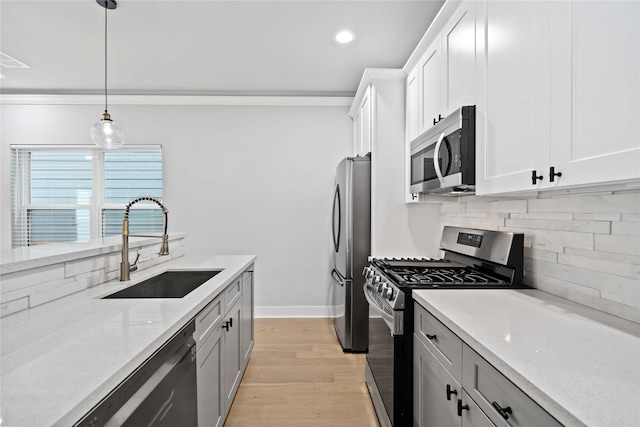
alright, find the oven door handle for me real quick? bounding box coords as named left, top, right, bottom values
left=364, top=286, right=401, bottom=335
left=433, top=132, right=446, bottom=185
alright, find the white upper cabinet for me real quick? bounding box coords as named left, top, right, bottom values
left=406, top=0, right=476, bottom=145
left=476, top=0, right=640, bottom=195
left=353, top=85, right=372, bottom=156
left=474, top=0, right=551, bottom=194
left=549, top=1, right=640, bottom=188
left=407, top=68, right=420, bottom=142
left=420, top=38, right=444, bottom=133
left=442, top=1, right=477, bottom=116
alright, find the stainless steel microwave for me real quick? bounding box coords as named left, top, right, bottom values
left=409, top=105, right=476, bottom=196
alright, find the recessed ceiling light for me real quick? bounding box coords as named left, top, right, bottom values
left=335, top=30, right=356, bottom=44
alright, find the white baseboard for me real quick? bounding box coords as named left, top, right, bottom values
left=256, top=306, right=335, bottom=318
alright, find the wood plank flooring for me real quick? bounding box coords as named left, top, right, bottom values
left=224, top=318, right=380, bottom=427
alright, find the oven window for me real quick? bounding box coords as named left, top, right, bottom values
left=367, top=317, right=395, bottom=420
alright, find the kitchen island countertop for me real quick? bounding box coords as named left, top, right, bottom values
left=413, top=289, right=640, bottom=427
left=0, top=254, right=256, bottom=427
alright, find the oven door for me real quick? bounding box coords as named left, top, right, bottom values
left=364, top=284, right=405, bottom=427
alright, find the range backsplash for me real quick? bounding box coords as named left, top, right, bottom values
left=440, top=186, right=640, bottom=323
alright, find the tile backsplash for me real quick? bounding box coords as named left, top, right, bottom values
left=0, top=236, right=186, bottom=317
left=441, top=188, right=640, bottom=323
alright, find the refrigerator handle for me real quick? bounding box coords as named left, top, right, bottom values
left=331, top=268, right=345, bottom=287
left=332, top=184, right=341, bottom=253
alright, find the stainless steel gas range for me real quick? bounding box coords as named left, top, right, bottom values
left=363, top=226, right=525, bottom=427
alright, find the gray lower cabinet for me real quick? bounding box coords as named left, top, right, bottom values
left=197, top=327, right=223, bottom=427
left=413, top=334, right=462, bottom=426
left=414, top=302, right=561, bottom=427
left=240, top=270, right=254, bottom=370
left=413, top=334, right=492, bottom=427
left=222, top=298, right=243, bottom=416
left=196, top=266, right=255, bottom=427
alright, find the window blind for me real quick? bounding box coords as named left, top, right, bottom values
left=11, top=145, right=163, bottom=248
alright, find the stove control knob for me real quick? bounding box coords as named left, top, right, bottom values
left=382, top=287, right=393, bottom=300
left=372, top=276, right=381, bottom=285
left=377, top=281, right=386, bottom=292
left=363, top=267, right=372, bottom=279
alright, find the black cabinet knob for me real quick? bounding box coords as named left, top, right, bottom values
left=425, top=333, right=437, bottom=340
left=492, top=401, right=513, bottom=419
left=531, top=170, right=543, bottom=185
left=457, top=399, right=469, bottom=416
left=550, top=166, right=562, bottom=182
left=446, top=384, right=458, bottom=401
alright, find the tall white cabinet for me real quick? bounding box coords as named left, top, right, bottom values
left=349, top=69, right=441, bottom=258
left=475, top=0, right=640, bottom=194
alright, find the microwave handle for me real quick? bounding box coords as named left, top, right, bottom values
left=433, top=132, right=445, bottom=185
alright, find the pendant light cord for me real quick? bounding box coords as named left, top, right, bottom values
left=104, top=5, right=108, bottom=114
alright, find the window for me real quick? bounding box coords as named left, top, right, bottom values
left=11, top=145, right=163, bottom=248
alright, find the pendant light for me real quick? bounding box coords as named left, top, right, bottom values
left=90, top=0, right=125, bottom=149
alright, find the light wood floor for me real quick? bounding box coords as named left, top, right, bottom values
left=224, top=318, right=380, bottom=427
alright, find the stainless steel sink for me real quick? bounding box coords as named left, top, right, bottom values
left=102, top=270, right=221, bottom=299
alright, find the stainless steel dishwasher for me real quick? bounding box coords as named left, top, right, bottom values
left=75, top=320, right=197, bottom=427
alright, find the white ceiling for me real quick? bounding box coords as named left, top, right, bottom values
left=0, top=0, right=444, bottom=96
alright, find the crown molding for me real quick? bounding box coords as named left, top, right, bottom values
left=0, top=94, right=354, bottom=107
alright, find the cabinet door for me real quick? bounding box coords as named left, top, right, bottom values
left=442, top=0, right=476, bottom=115
left=475, top=0, right=551, bottom=195
left=420, top=38, right=443, bottom=134
left=240, top=270, right=254, bottom=370
left=461, top=391, right=495, bottom=427
left=222, top=299, right=243, bottom=417
left=413, top=334, right=461, bottom=427
left=197, top=327, right=223, bottom=427
left=549, top=0, right=640, bottom=187
left=407, top=68, right=420, bottom=142
left=354, top=86, right=372, bottom=156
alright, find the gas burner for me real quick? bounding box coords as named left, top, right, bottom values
left=388, top=267, right=507, bottom=287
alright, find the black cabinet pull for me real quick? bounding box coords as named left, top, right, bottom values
left=550, top=166, right=562, bottom=182
left=457, top=399, right=469, bottom=416
left=425, top=333, right=437, bottom=340
left=492, top=401, right=513, bottom=419
left=433, top=114, right=444, bottom=125
left=222, top=321, right=229, bottom=331
left=228, top=317, right=233, bottom=328
left=446, top=384, right=458, bottom=401
left=531, top=170, right=543, bottom=185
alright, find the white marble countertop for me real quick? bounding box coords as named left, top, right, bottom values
left=412, top=289, right=640, bottom=427
left=0, top=254, right=256, bottom=427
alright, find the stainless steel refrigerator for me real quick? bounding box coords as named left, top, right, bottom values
left=331, top=155, right=370, bottom=353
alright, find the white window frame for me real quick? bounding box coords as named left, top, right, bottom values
left=11, top=144, right=163, bottom=247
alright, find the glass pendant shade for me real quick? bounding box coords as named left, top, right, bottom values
left=90, top=112, right=125, bottom=149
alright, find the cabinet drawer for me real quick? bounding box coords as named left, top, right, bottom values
left=195, top=294, right=223, bottom=346
left=414, top=303, right=463, bottom=382
left=223, top=277, right=242, bottom=314
left=462, top=344, right=562, bottom=427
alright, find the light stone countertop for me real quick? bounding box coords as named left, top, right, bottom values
left=412, top=289, right=640, bottom=427
left=0, top=254, right=256, bottom=427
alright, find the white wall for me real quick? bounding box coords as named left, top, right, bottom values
left=441, top=188, right=640, bottom=323
left=0, top=102, right=353, bottom=315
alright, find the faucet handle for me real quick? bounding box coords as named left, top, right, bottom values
left=130, top=253, right=140, bottom=273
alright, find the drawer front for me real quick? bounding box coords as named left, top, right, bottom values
left=223, top=277, right=242, bottom=314
left=462, top=390, right=495, bottom=427
left=195, top=294, right=223, bottom=346
left=414, top=302, right=463, bottom=381
left=462, top=344, right=562, bottom=427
